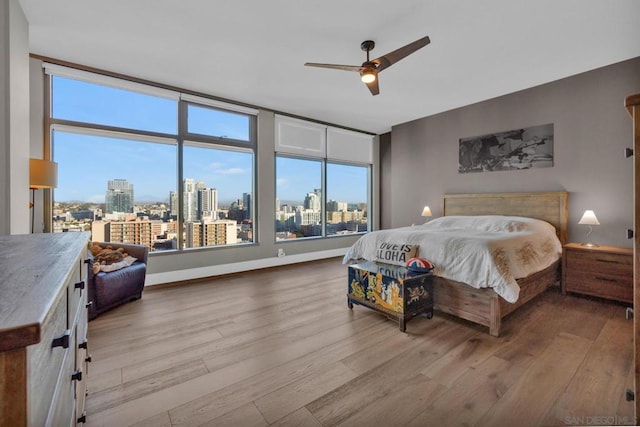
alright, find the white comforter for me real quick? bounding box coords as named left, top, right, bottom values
left=343, top=215, right=562, bottom=303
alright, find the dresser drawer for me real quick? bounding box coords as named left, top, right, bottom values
left=47, top=326, right=79, bottom=427
left=565, top=249, right=632, bottom=276
left=565, top=271, right=633, bottom=303
left=68, top=257, right=87, bottom=330
left=27, top=293, right=69, bottom=427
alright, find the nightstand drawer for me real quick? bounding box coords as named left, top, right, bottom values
left=565, top=271, right=633, bottom=303
left=562, top=243, right=633, bottom=303
left=565, top=249, right=632, bottom=276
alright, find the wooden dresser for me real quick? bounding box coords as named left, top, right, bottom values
left=0, top=232, right=91, bottom=426
left=625, top=92, right=640, bottom=423
left=562, top=243, right=633, bottom=303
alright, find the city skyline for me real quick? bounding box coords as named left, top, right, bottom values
left=54, top=131, right=366, bottom=205
left=52, top=76, right=368, bottom=205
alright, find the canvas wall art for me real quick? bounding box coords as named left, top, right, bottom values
left=458, top=123, right=554, bottom=173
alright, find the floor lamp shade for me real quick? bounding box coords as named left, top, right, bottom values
left=29, top=159, right=58, bottom=189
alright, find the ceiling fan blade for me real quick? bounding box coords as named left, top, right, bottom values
left=304, top=63, right=363, bottom=72
left=373, top=35, right=431, bottom=73
left=365, top=77, right=379, bottom=96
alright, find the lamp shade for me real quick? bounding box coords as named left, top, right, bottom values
left=29, top=158, right=58, bottom=189
left=421, top=206, right=432, bottom=217
left=578, top=210, right=600, bottom=226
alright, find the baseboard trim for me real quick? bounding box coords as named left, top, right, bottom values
left=145, top=247, right=350, bottom=286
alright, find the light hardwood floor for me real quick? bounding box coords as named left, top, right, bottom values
left=85, top=257, right=634, bottom=426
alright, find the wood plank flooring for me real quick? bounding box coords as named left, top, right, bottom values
left=85, top=257, right=635, bottom=426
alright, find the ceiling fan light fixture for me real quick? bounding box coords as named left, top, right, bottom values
left=361, top=70, right=376, bottom=83
left=305, top=36, right=430, bottom=96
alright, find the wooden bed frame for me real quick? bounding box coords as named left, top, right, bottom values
left=433, top=191, right=568, bottom=337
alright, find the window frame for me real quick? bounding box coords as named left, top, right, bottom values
left=325, top=159, right=372, bottom=237
left=275, top=153, right=371, bottom=242
left=275, top=154, right=325, bottom=240
left=45, top=66, right=258, bottom=253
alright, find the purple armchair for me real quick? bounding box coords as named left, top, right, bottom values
left=87, top=242, right=149, bottom=320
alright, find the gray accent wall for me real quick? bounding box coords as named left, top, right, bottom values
left=386, top=57, right=640, bottom=248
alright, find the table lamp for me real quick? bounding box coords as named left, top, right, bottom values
left=421, top=206, right=432, bottom=222
left=578, top=210, right=599, bottom=247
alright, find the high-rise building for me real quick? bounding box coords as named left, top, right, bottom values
left=198, top=187, right=218, bottom=219
left=326, top=200, right=348, bottom=212
left=105, top=179, right=134, bottom=214
left=169, top=191, right=178, bottom=217
left=203, top=220, right=237, bottom=246
left=91, top=219, right=153, bottom=248
left=242, top=192, right=251, bottom=219
left=295, top=209, right=321, bottom=227
left=186, top=219, right=237, bottom=247
left=304, top=188, right=322, bottom=212
left=183, top=179, right=207, bottom=221
left=183, top=179, right=197, bottom=222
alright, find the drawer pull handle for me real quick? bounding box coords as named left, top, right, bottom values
left=595, top=276, right=618, bottom=283
left=595, top=259, right=621, bottom=264
left=77, top=413, right=87, bottom=424
left=85, top=354, right=92, bottom=364
left=79, top=340, right=88, bottom=350
left=71, top=370, right=82, bottom=382
left=52, top=330, right=71, bottom=349
left=75, top=281, right=85, bottom=290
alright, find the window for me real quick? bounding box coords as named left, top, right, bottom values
left=326, top=163, right=369, bottom=235
left=52, top=129, right=178, bottom=249
left=275, top=156, right=323, bottom=239
left=182, top=143, right=254, bottom=248
left=186, top=104, right=250, bottom=142
left=52, top=76, right=177, bottom=134
left=47, top=65, right=256, bottom=252
left=274, top=115, right=372, bottom=240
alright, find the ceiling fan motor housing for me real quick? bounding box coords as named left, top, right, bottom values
left=360, top=40, right=375, bottom=52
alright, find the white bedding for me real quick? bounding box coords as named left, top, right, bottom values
left=342, top=215, right=562, bottom=303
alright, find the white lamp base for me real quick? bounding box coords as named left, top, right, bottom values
left=581, top=226, right=598, bottom=248
left=581, top=242, right=599, bottom=247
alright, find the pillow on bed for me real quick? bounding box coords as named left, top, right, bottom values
left=376, top=243, right=418, bottom=266
left=425, top=215, right=545, bottom=233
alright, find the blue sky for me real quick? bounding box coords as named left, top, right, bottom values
left=52, top=76, right=367, bottom=205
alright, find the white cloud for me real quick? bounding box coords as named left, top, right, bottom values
left=206, top=162, right=224, bottom=169
left=215, top=167, right=245, bottom=175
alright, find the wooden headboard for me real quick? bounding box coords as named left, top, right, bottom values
left=441, top=191, right=569, bottom=244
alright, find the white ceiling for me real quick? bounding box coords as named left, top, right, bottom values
left=19, top=0, right=640, bottom=135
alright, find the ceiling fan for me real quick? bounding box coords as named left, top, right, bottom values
left=304, top=35, right=431, bottom=96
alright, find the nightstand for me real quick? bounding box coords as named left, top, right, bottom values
left=562, top=243, right=633, bottom=303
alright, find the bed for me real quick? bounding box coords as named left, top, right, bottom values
left=344, top=191, right=568, bottom=337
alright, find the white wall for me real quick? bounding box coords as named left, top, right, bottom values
left=386, top=57, right=640, bottom=248
left=0, top=0, right=30, bottom=235
left=29, top=57, right=45, bottom=232
left=0, top=0, right=8, bottom=235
